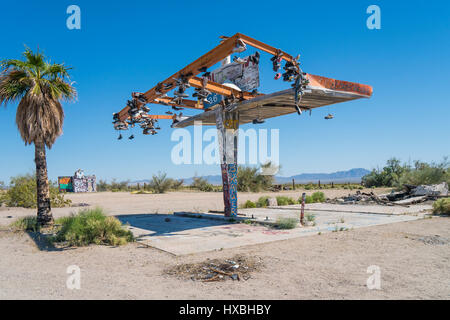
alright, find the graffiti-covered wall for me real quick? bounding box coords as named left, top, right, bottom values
left=58, top=170, right=96, bottom=193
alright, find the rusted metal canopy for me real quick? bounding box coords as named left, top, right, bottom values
left=172, top=74, right=372, bottom=128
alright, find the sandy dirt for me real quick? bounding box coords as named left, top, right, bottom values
left=0, top=188, right=391, bottom=224
left=0, top=189, right=448, bottom=300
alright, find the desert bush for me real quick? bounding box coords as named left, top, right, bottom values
left=191, top=176, right=214, bottom=192
left=1, top=174, right=71, bottom=208
left=398, top=159, right=450, bottom=187
left=96, top=179, right=109, bottom=192
left=275, top=217, right=298, bottom=229
left=256, top=196, right=269, bottom=208
left=238, top=163, right=275, bottom=192
left=305, top=213, right=316, bottom=222
left=51, top=207, right=134, bottom=246
left=311, top=191, right=326, bottom=203
left=432, top=198, right=450, bottom=215
left=301, top=192, right=325, bottom=204
left=362, top=157, right=449, bottom=188
left=171, top=179, right=184, bottom=190
left=242, top=200, right=256, bottom=208
left=276, top=196, right=297, bottom=206
left=109, top=179, right=130, bottom=192
left=149, top=172, right=172, bottom=193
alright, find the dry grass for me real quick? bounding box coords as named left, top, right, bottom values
left=164, top=255, right=264, bottom=282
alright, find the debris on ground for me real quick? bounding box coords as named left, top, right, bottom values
left=164, top=255, right=263, bottom=282
left=412, top=234, right=450, bottom=245
left=328, top=182, right=448, bottom=206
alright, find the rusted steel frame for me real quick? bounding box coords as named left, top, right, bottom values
left=118, top=33, right=299, bottom=121
left=118, top=34, right=241, bottom=121
left=143, top=34, right=241, bottom=102
left=236, top=33, right=298, bottom=64
left=153, top=97, right=203, bottom=109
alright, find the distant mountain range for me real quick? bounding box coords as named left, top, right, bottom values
left=130, top=168, right=370, bottom=186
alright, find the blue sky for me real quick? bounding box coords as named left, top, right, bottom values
left=0, top=0, right=449, bottom=183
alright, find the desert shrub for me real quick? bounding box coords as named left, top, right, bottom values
left=398, top=159, right=450, bottom=187
left=109, top=179, right=130, bottom=192
left=432, top=198, right=450, bottom=215
left=276, top=196, right=296, bottom=206
left=301, top=192, right=325, bottom=204
left=256, top=196, right=269, bottom=208
left=311, top=191, right=326, bottom=203
left=10, top=216, right=40, bottom=232
left=2, top=174, right=71, bottom=208
left=237, top=163, right=275, bottom=192
left=362, top=158, right=449, bottom=188
left=149, top=172, right=172, bottom=193
left=242, top=200, right=256, bottom=208
left=275, top=217, right=298, bottom=229
left=305, top=213, right=316, bottom=222
left=191, top=176, right=214, bottom=192
left=171, top=179, right=184, bottom=190
left=52, top=208, right=134, bottom=246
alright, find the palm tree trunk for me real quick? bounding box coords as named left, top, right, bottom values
left=35, top=141, right=53, bottom=225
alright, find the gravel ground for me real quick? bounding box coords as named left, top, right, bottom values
left=0, top=214, right=448, bottom=299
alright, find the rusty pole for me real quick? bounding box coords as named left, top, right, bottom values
left=300, top=192, right=306, bottom=225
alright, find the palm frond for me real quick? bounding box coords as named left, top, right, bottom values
left=1, top=46, right=76, bottom=148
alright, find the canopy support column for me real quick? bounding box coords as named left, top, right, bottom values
left=215, top=107, right=239, bottom=217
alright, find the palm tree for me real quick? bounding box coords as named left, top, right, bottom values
left=0, top=48, right=76, bottom=225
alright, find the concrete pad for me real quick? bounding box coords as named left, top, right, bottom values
left=117, top=208, right=424, bottom=255
left=271, top=203, right=432, bottom=215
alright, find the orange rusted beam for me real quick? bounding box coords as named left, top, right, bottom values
left=306, top=74, right=373, bottom=97
left=142, top=34, right=240, bottom=102
left=142, top=114, right=175, bottom=120
left=153, top=97, right=203, bottom=109
left=189, top=77, right=258, bottom=100
left=237, top=33, right=298, bottom=63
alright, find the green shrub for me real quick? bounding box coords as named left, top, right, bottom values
left=171, top=179, right=184, bottom=190
left=52, top=208, right=134, bottom=246
left=10, top=216, right=40, bottom=232
left=242, top=200, right=256, bottom=208
left=191, top=176, right=214, bottom=192
left=275, top=217, right=298, bottom=229
left=149, top=172, right=173, bottom=193
left=305, top=213, right=316, bottom=222
left=311, top=191, right=326, bottom=203
left=432, top=198, right=450, bottom=215
left=301, top=192, right=325, bottom=204
left=276, top=196, right=296, bottom=206
left=2, top=174, right=71, bottom=208
left=362, top=158, right=449, bottom=188
left=256, top=196, right=269, bottom=208
left=237, top=163, right=275, bottom=192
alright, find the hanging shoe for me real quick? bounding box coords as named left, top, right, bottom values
left=252, top=118, right=265, bottom=124
left=232, top=39, right=246, bottom=53
left=249, top=51, right=260, bottom=64
left=274, top=73, right=281, bottom=80
left=324, top=113, right=334, bottom=120
left=233, top=56, right=246, bottom=64
left=117, top=134, right=123, bottom=140
left=128, top=135, right=134, bottom=140
left=165, top=111, right=173, bottom=115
